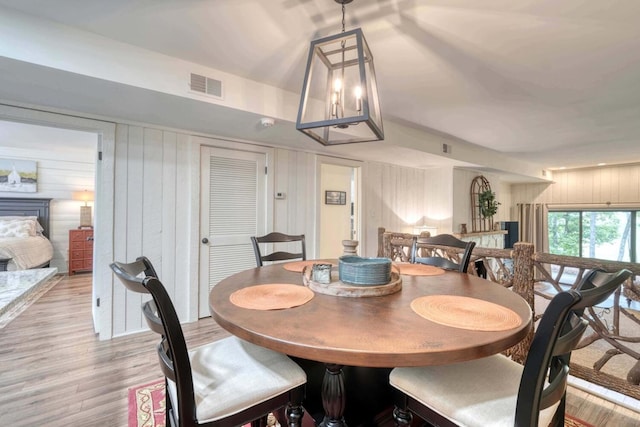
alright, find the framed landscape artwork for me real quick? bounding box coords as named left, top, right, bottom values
left=0, top=159, right=37, bottom=193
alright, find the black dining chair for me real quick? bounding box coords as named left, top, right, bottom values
left=110, top=264, right=307, bottom=427
left=411, top=234, right=475, bottom=273
left=389, top=268, right=632, bottom=427
left=251, top=232, right=306, bottom=267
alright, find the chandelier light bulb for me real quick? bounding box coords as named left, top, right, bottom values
left=331, top=92, right=339, bottom=117
left=354, top=86, right=362, bottom=112
left=333, top=78, right=342, bottom=92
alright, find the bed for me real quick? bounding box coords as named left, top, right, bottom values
left=0, top=197, right=54, bottom=271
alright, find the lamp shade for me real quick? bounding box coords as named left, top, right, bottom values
left=296, top=28, right=383, bottom=145
left=72, top=190, right=94, bottom=228
left=72, top=190, right=94, bottom=204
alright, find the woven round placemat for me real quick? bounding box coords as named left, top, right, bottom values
left=230, top=284, right=314, bottom=310
left=395, top=263, right=445, bottom=276
left=282, top=260, right=336, bottom=272
left=410, top=295, right=522, bottom=331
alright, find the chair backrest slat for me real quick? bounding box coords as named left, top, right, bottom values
left=574, top=268, right=632, bottom=309
left=143, top=299, right=165, bottom=335
left=539, top=364, right=570, bottom=410
left=156, top=338, right=176, bottom=382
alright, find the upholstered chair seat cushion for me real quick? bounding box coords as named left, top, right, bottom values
left=166, top=336, right=307, bottom=423
left=389, top=354, right=559, bottom=427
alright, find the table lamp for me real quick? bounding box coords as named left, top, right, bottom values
left=72, top=190, right=94, bottom=228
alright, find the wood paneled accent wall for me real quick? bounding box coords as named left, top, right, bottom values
left=111, top=125, right=196, bottom=336
left=511, top=164, right=640, bottom=207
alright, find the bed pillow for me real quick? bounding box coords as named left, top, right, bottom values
left=0, top=219, right=35, bottom=238
left=0, top=216, right=44, bottom=235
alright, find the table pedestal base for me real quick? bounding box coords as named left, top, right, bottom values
left=320, top=364, right=347, bottom=427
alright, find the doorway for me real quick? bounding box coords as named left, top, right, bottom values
left=317, top=157, right=362, bottom=258
left=0, top=104, right=115, bottom=338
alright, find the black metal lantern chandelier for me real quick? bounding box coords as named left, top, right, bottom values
left=296, top=0, right=383, bottom=145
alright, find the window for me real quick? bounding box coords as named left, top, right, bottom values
left=548, top=210, right=637, bottom=262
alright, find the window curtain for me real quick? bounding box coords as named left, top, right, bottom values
left=517, top=203, right=549, bottom=253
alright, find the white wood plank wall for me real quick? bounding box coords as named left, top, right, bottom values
left=362, top=162, right=434, bottom=256
left=111, top=124, right=195, bottom=336
left=272, top=149, right=316, bottom=256
left=511, top=164, right=640, bottom=208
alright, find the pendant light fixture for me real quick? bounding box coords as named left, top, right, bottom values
left=296, top=0, right=383, bottom=145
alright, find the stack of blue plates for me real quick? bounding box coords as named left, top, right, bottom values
left=338, top=256, right=392, bottom=286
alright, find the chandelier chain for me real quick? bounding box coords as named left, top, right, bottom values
left=341, top=3, right=346, bottom=33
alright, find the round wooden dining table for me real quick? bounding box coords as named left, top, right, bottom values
left=209, top=261, right=532, bottom=427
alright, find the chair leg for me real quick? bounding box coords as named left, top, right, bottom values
left=392, top=388, right=412, bottom=427
left=393, top=405, right=412, bottom=427
left=286, top=403, right=305, bottom=427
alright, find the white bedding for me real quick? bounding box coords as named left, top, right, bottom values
left=0, top=235, right=54, bottom=270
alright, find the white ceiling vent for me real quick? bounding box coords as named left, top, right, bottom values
left=190, top=73, right=223, bottom=99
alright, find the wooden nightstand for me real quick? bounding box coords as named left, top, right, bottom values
left=69, top=229, right=93, bottom=275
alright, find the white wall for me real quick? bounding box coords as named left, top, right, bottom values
left=0, top=120, right=97, bottom=272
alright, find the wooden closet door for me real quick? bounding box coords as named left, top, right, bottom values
left=198, top=146, right=267, bottom=317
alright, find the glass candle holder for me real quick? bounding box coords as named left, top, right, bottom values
left=312, top=263, right=332, bottom=284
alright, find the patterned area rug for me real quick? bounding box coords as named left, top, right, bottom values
left=129, top=380, right=166, bottom=427
left=128, top=379, right=595, bottom=427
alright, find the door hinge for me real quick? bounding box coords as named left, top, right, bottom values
left=96, top=297, right=100, bottom=307
left=98, top=151, right=103, bottom=161
left=265, top=166, right=268, bottom=175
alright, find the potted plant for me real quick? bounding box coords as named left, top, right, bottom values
left=478, top=190, right=500, bottom=218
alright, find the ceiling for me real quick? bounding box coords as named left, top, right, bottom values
left=1, top=0, right=640, bottom=173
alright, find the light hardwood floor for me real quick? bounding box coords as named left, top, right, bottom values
left=0, top=274, right=638, bottom=426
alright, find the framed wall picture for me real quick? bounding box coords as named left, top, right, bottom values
left=325, top=190, right=346, bottom=205
left=0, top=159, right=37, bottom=193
